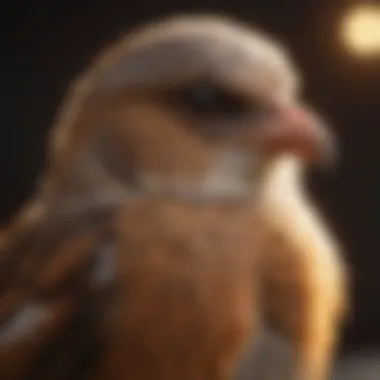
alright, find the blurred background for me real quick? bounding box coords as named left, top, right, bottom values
left=1, top=0, right=380, bottom=377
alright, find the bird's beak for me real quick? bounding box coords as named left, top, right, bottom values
left=246, top=103, right=337, bottom=166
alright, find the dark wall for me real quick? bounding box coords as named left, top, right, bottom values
left=2, top=0, right=380, bottom=351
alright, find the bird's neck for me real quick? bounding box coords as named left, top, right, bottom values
left=38, top=147, right=262, bottom=215
left=39, top=169, right=259, bottom=219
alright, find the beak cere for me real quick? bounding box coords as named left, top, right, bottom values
left=248, top=104, right=337, bottom=165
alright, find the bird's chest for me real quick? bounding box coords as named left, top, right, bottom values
left=101, top=200, right=260, bottom=379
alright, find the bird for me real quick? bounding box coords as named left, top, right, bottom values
left=0, top=13, right=344, bottom=380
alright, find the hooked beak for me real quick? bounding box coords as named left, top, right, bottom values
left=246, top=103, right=337, bottom=166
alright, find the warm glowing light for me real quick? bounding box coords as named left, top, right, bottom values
left=341, top=4, right=380, bottom=57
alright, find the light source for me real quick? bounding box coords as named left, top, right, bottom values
left=340, top=3, right=380, bottom=58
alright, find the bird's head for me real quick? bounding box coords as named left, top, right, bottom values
left=42, top=14, right=336, bottom=209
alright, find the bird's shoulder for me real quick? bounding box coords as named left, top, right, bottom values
left=0, top=205, right=116, bottom=380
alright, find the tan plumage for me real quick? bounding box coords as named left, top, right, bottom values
left=0, top=14, right=345, bottom=380
left=253, top=156, right=348, bottom=380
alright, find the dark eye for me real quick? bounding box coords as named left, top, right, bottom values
left=176, top=84, right=251, bottom=117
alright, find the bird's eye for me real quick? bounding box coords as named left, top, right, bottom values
left=176, top=84, right=251, bottom=117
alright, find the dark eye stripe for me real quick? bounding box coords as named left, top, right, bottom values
left=180, top=84, right=251, bottom=115
left=161, top=82, right=255, bottom=118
